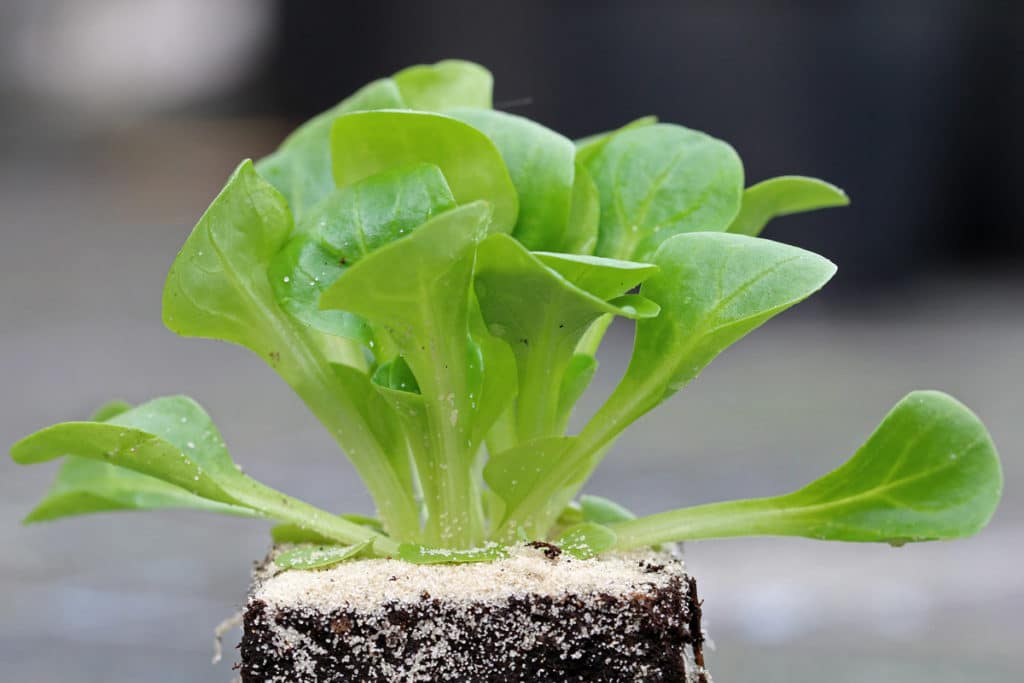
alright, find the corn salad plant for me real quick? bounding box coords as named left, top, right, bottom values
left=12, top=61, right=1002, bottom=567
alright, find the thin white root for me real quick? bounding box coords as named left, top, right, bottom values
left=212, top=610, right=244, bottom=664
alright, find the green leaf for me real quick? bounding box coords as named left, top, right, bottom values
left=583, top=123, right=744, bottom=261
left=398, top=542, right=509, bottom=564
left=21, top=399, right=254, bottom=523
left=611, top=391, right=1003, bottom=548
left=321, top=203, right=493, bottom=546
left=161, top=160, right=418, bottom=537
left=450, top=109, right=576, bottom=251
left=728, top=175, right=849, bottom=237
left=271, top=524, right=338, bottom=545
left=557, top=163, right=600, bottom=255
left=22, top=456, right=258, bottom=524
left=269, top=163, right=457, bottom=343
left=267, top=237, right=374, bottom=344
left=91, top=400, right=133, bottom=421
left=163, top=160, right=293, bottom=353
left=554, top=353, right=598, bottom=432
left=274, top=540, right=372, bottom=570
left=255, top=79, right=406, bottom=218
left=574, top=115, right=658, bottom=165
left=483, top=436, right=576, bottom=537
left=580, top=494, right=637, bottom=525
left=493, top=232, right=835, bottom=541
left=11, top=396, right=397, bottom=553
left=598, top=232, right=836, bottom=435
left=555, top=522, right=617, bottom=559
left=255, top=59, right=492, bottom=217
left=393, top=60, right=492, bottom=110
left=474, top=235, right=659, bottom=440
left=330, top=111, right=518, bottom=233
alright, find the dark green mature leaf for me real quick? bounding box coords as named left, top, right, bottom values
left=450, top=109, right=576, bottom=251
left=393, top=60, right=492, bottom=110
left=556, top=522, right=617, bottom=559
left=269, top=163, right=457, bottom=343
left=274, top=540, right=372, bottom=570
left=474, top=235, right=659, bottom=440
left=611, top=391, right=1003, bottom=548
left=584, top=124, right=744, bottom=261
left=330, top=111, right=518, bottom=233
left=728, top=176, right=849, bottom=237
left=11, top=396, right=395, bottom=551
left=321, top=203, right=494, bottom=546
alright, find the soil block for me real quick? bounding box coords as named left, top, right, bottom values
left=240, top=545, right=711, bottom=682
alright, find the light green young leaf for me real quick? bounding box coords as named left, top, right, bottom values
left=11, top=396, right=397, bottom=553
left=557, top=163, right=600, bottom=255
left=728, top=175, right=849, bottom=237
left=584, top=123, right=744, bottom=261
left=256, top=59, right=491, bottom=216
left=331, top=111, right=518, bottom=233
left=611, top=391, right=1003, bottom=549
left=555, top=522, right=617, bottom=559
left=580, top=494, right=637, bottom=525
left=274, top=540, right=372, bottom=570
left=474, top=234, right=659, bottom=441
left=393, top=60, right=493, bottom=110
left=161, top=160, right=418, bottom=537
left=163, top=160, right=292, bottom=354
left=450, top=109, right=576, bottom=251
left=574, top=115, right=658, bottom=165
left=256, top=79, right=405, bottom=218
left=398, top=542, right=509, bottom=565
left=321, top=203, right=493, bottom=546
left=270, top=163, right=457, bottom=343
left=534, top=251, right=658, bottom=300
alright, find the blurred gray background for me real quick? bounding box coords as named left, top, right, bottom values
left=1, top=1, right=1021, bottom=681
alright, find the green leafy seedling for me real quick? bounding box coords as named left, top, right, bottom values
left=13, top=60, right=1001, bottom=574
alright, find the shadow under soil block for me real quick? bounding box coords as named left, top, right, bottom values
left=240, top=545, right=711, bottom=682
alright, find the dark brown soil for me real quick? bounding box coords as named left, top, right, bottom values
left=239, top=566, right=705, bottom=682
